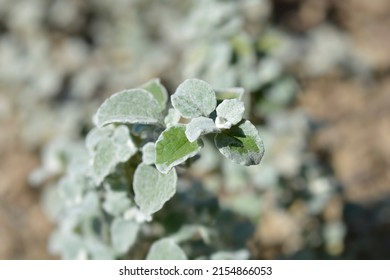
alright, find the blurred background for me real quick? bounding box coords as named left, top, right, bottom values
left=0, top=0, right=389, bottom=259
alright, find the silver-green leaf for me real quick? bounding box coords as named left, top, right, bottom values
left=164, top=108, right=181, bottom=128
left=185, top=116, right=219, bottom=142
left=214, top=120, right=265, bottom=165
left=88, top=125, right=137, bottom=185
left=96, top=89, right=162, bottom=127
left=146, top=238, right=187, bottom=260
left=141, top=142, right=156, bottom=165
left=141, top=78, right=168, bottom=111
left=133, top=164, right=177, bottom=216
left=110, top=217, right=139, bottom=255
left=216, top=99, right=245, bottom=126
left=155, top=125, right=203, bottom=174
left=103, top=190, right=132, bottom=216
left=171, top=79, right=217, bottom=118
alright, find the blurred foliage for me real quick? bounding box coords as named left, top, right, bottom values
left=3, top=0, right=386, bottom=259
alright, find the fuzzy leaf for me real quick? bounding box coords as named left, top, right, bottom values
left=89, top=126, right=136, bottom=185
left=133, top=164, right=177, bottom=216
left=96, top=89, right=161, bottom=127
left=185, top=117, right=219, bottom=142
left=155, top=125, right=203, bottom=174
left=110, top=217, right=139, bottom=254
left=146, top=238, right=187, bottom=260
left=141, top=142, right=156, bottom=165
left=171, top=79, right=217, bottom=118
left=216, top=99, right=245, bottom=126
left=214, top=120, right=264, bottom=165
left=164, top=108, right=181, bottom=128
left=141, top=78, right=168, bottom=111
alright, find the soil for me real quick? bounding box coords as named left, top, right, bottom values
left=0, top=117, right=54, bottom=259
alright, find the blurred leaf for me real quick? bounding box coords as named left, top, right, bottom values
left=133, top=164, right=177, bottom=216
left=142, top=142, right=156, bottom=165
left=215, top=87, right=244, bottom=100
left=110, top=217, right=140, bottom=255
left=146, top=238, right=187, bottom=260
left=103, top=190, right=132, bottom=216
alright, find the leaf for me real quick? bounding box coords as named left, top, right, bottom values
left=215, top=87, right=244, bottom=100
left=216, top=99, right=245, bottom=126
left=171, top=79, right=217, bottom=118
left=96, top=89, right=162, bottom=127
left=89, top=125, right=137, bottom=184
left=155, top=125, right=203, bottom=174
left=146, top=238, right=187, bottom=260
left=110, top=217, right=139, bottom=254
left=214, top=120, right=265, bottom=165
left=185, top=116, right=219, bottom=142
left=86, top=239, right=115, bottom=260
left=133, top=164, right=177, bottom=216
left=164, top=108, right=181, bottom=128
left=141, top=142, right=156, bottom=165
left=103, top=190, right=132, bottom=216
left=170, top=225, right=211, bottom=244
left=141, top=78, right=168, bottom=111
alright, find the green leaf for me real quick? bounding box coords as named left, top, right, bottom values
left=141, top=78, right=168, bottom=111
left=96, top=89, right=162, bottom=127
left=216, top=99, right=245, bottom=126
left=214, top=120, right=264, bottom=165
left=146, top=238, right=187, bottom=260
left=133, top=164, right=177, bottom=216
left=171, top=79, right=217, bottom=118
left=215, top=87, right=244, bottom=100
left=110, top=217, right=139, bottom=254
left=155, top=125, right=203, bottom=174
left=141, top=142, right=156, bottom=165
left=185, top=117, right=219, bottom=142
left=89, top=126, right=137, bottom=184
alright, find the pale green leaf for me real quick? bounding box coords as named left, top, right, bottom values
left=214, top=120, right=265, bottom=165
left=185, top=117, right=219, bottom=142
left=146, top=238, right=187, bottom=260
left=110, top=217, right=139, bottom=254
left=103, top=190, right=132, bottom=216
left=141, top=142, right=156, bottom=165
left=133, top=164, right=177, bottom=216
left=86, top=239, right=115, bottom=260
left=90, top=126, right=137, bottom=184
left=215, top=87, right=244, bottom=100
left=141, top=78, right=168, bottom=111
left=216, top=99, right=245, bottom=126
left=164, top=108, right=181, bottom=128
left=170, top=225, right=211, bottom=244
left=155, top=125, right=203, bottom=174
left=96, top=89, right=161, bottom=127
left=171, top=79, right=217, bottom=118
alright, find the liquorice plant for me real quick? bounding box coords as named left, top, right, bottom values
left=47, top=78, right=264, bottom=259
